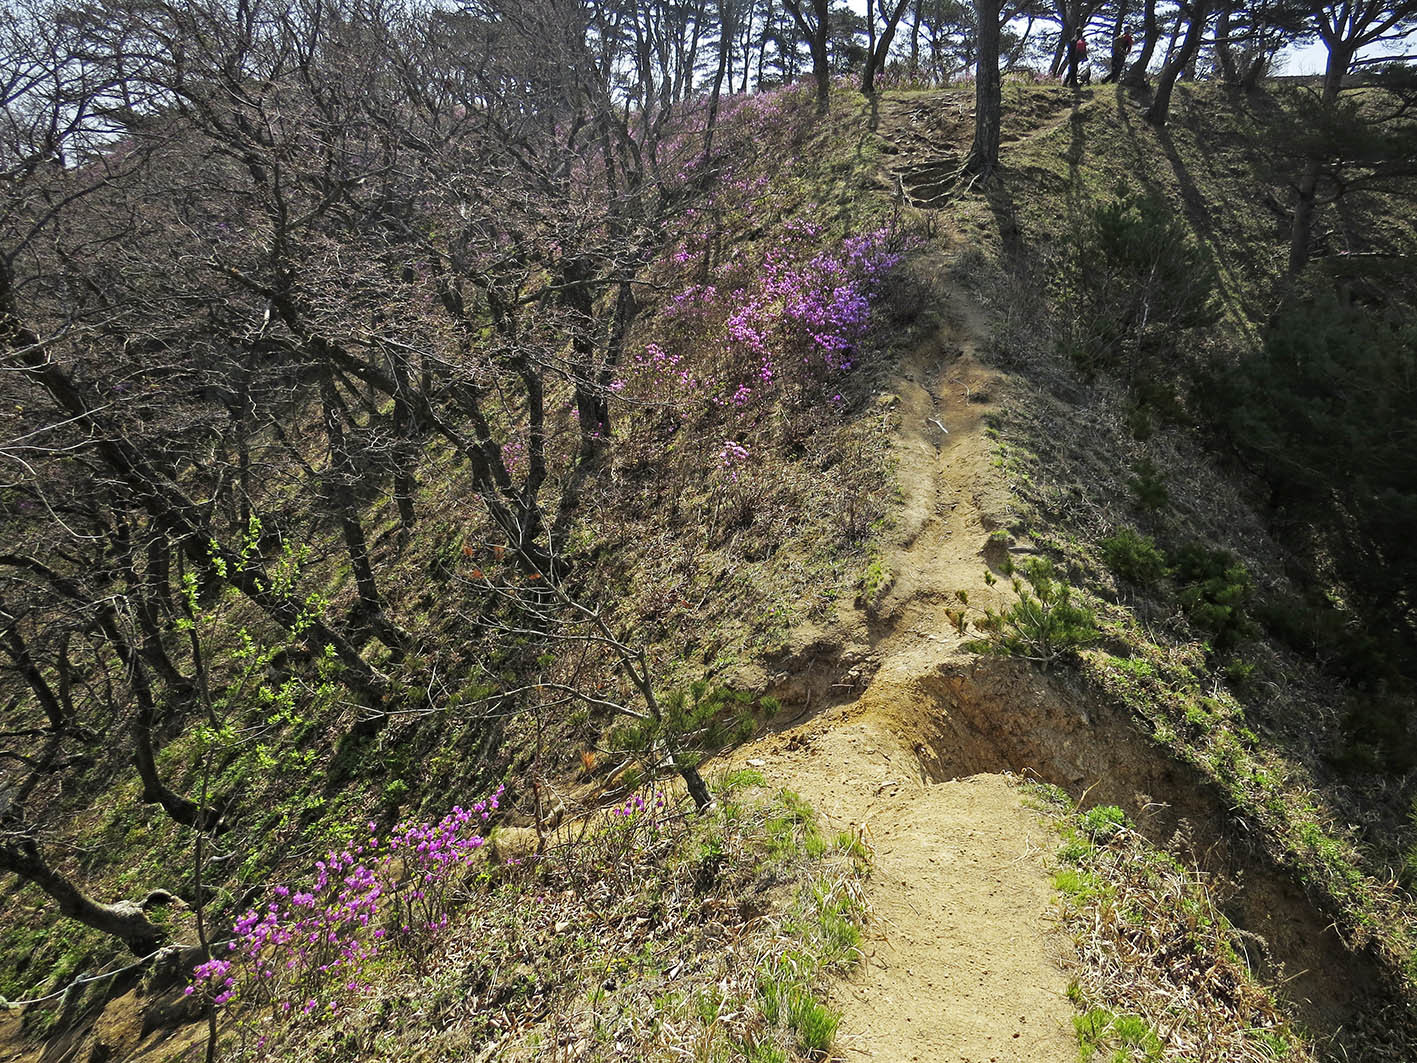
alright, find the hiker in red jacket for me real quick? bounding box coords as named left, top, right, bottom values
left=1066, top=31, right=1088, bottom=87
left=1104, top=26, right=1135, bottom=83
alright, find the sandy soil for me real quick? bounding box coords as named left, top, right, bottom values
left=737, top=270, right=1078, bottom=1063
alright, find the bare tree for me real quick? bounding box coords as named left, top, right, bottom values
left=0, top=828, right=170, bottom=956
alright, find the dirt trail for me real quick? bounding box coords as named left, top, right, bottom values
left=736, top=97, right=1393, bottom=1057
left=739, top=275, right=1079, bottom=1061
left=744, top=711, right=1076, bottom=1063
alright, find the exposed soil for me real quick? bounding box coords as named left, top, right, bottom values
left=879, top=88, right=1078, bottom=207
left=0, top=982, right=207, bottom=1063
left=736, top=212, right=1398, bottom=1058
left=736, top=274, right=1079, bottom=1062
left=739, top=712, right=1076, bottom=1063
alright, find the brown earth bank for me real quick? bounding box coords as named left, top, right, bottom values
left=733, top=237, right=1408, bottom=1059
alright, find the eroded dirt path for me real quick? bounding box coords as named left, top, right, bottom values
left=738, top=272, right=1077, bottom=1061
left=744, top=713, right=1075, bottom=1063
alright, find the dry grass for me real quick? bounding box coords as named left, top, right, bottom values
left=198, top=775, right=868, bottom=1062
left=1040, top=794, right=1316, bottom=1063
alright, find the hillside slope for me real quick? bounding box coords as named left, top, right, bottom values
left=732, top=81, right=1416, bottom=1061
left=3, top=77, right=1415, bottom=1063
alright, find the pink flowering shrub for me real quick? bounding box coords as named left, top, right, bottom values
left=599, top=82, right=909, bottom=552
left=638, top=225, right=902, bottom=414
left=634, top=87, right=905, bottom=424
left=591, top=790, right=673, bottom=894
left=185, top=786, right=691, bottom=1046
left=188, top=786, right=503, bottom=1021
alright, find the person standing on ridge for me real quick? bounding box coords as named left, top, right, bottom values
left=1066, top=31, right=1088, bottom=87
left=1104, top=26, right=1134, bottom=83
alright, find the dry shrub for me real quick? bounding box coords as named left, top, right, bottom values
left=1054, top=807, right=1316, bottom=1063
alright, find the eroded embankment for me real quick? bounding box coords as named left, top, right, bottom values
left=736, top=247, right=1410, bottom=1060
left=748, top=648, right=1407, bottom=1060
left=893, top=658, right=1393, bottom=1041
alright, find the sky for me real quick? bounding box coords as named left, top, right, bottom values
left=1281, top=40, right=1335, bottom=76
left=1280, top=34, right=1416, bottom=75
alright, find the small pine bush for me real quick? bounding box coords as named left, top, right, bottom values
left=1168, top=543, right=1255, bottom=653
left=609, top=680, right=760, bottom=767
left=968, top=559, right=1099, bottom=670
left=1100, top=527, right=1167, bottom=586
left=1057, top=187, right=1220, bottom=378
left=1128, top=458, right=1169, bottom=512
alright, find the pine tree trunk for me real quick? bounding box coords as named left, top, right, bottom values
left=811, top=42, right=830, bottom=110
left=1288, top=44, right=1350, bottom=273
left=863, top=0, right=912, bottom=96
left=909, top=0, right=922, bottom=74
left=1103, top=0, right=1129, bottom=81
left=702, top=0, right=734, bottom=164
left=782, top=0, right=830, bottom=109
left=971, top=0, right=1002, bottom=174
left=1213, top=0, right=1238, bottom=82
left=388, top=345, right=419, bottom=545
left=1123, top=0, right=1159, bottom=86
left=1144, top=0, right=1209, bottom=127
left=864, top=0, right=879, bottom=94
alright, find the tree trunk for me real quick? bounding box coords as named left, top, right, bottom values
left=390, top=390, right=417, bottom=547
left=1, top=625, right=68, bottom=733
left=101, top=617, right=225, bottom=833
left=1051, top=0, right=1081, bottom=76
left=682, top=2, right=704, bottom=99
left=1144, top=0, right=1209, bottom=127
left=970, top=0, right=1002, bottom=174
left=756, top=8, right=770, bottom=86
left=738, top=0, right=755, bottom=92
left=0, top=834, right=170, bottom=956
left=673, top=750, right=714, bottom=813
left=1123, top=0, right=1159, bottom=86
left=810, top=16, right=830, bottom=110
left=865, top=0, right=878, bottom=93
left=784, top=0, right=831, bottom=112
left=1288, top=43, right=1350, bottom=274
left=862, top=0, right=912, bottom=96
left=318, top=370, right=407, bottom=654
left=909, top=0, right=922, bottom=74
left=702, top=0, right=734, bottom=166
left=132, top=697, right=223, bottom=833
left=112, top=519, right=195, bottom=702
left=1213, top=0, right=1237, bottom=83
left=1160, top=7, right=1184, bottom=68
